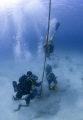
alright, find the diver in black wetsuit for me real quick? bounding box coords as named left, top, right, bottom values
left=12, top=71, right=42, bottom=111
left=12, top=71, right=42, bottom=100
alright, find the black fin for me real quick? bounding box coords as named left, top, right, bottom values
left=12, top=81, right=18, bottom=92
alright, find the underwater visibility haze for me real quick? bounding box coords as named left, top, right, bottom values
left=0, top=0, right=83, bottom=120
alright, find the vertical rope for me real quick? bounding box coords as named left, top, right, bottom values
left=40, top=0, right=51, bottom=95
left=46, top=0, right=51, bottom=45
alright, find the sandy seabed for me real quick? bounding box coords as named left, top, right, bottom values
left=0, top=50, right=83, bottom=120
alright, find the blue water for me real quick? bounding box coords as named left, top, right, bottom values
left=0, top=1, right=83, bottom=120
left=0, top=0, right=83, bottom=62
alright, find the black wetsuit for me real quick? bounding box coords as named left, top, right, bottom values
left=16, top=80, right=32, bottom=99
left=14, top=74, right=41, bottom=99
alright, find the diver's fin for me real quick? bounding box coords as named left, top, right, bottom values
left=49, top=85, right=58, bottom=90
left=55, top=22, right=60, bottom=31
left=14, top=104, right=21, bottom=112
left=12, top=81, right=18, bottom=92
left=12, top=95, right=18, bottom=100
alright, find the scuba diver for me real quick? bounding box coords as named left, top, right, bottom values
left=43, top=22, right=60, bottom=58
left=12, top=71, right=42, bottom=99
left=45, top=64, right=58, bottom=90
left=45, top=64, right=52, bottom=75
left=12, top=71, right=42, bottom=110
